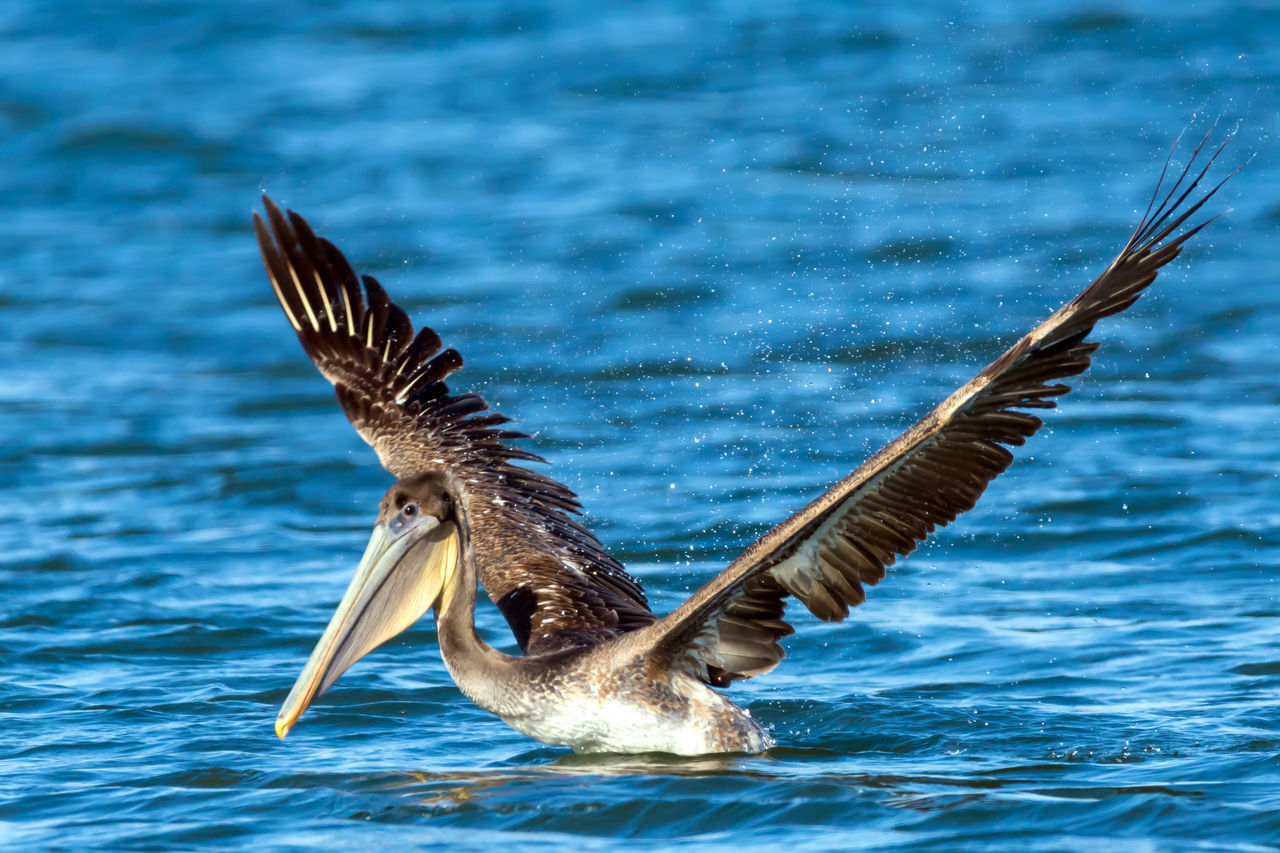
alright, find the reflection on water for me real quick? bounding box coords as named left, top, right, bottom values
left=342, top=754, right=1219, bottom=830
left=373, top=752, right=753, bottom=806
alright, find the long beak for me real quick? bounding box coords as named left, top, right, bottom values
left=275, top=518, right=459, bottom=738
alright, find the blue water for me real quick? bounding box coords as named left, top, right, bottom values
left=2, top=1, right=1278, bottom=849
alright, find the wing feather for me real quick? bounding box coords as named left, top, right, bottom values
left=633, top=130, right=1239, bottom=685
left=255, top=197, right=655, bottom=652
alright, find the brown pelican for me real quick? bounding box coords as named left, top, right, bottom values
left=258, top=134, right=1234, bottom=755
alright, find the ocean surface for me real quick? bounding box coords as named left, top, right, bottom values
left=2, top=1, right=1277, bottom=849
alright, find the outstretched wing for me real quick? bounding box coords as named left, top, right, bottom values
left=632, top=132, right=1237, bottom=686
left=255, top=198, right=655, bottom=652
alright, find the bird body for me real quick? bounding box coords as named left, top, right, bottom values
left=443, top=645, right=773, bottom=755
left=257, top=132, right=1236, bottom=755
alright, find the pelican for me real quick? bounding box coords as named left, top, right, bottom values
left=258, top=134, right=1234, bottom=755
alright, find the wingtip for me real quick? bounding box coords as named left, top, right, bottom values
left=260, top=193, right=283, bottom=218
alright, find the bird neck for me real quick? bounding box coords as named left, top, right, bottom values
left=434, top=534, right=519, bottom=715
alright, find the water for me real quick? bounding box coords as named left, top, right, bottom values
left=2, top=1, right=1277, bottom=849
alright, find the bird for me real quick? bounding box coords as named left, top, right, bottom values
left=257, top=132, right=1235, bottom=756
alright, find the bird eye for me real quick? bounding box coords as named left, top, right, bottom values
left=403, top=503, right=418, bottom=518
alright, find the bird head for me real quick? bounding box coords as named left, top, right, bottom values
left=274, top=471, right=463, bottom=738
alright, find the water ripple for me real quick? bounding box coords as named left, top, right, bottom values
left=1, top=0, right=1276, bottom=850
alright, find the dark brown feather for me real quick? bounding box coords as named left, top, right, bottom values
left=634, top=130, right=1238, bottom=685
left=255, top=198, right=656, bottom=652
